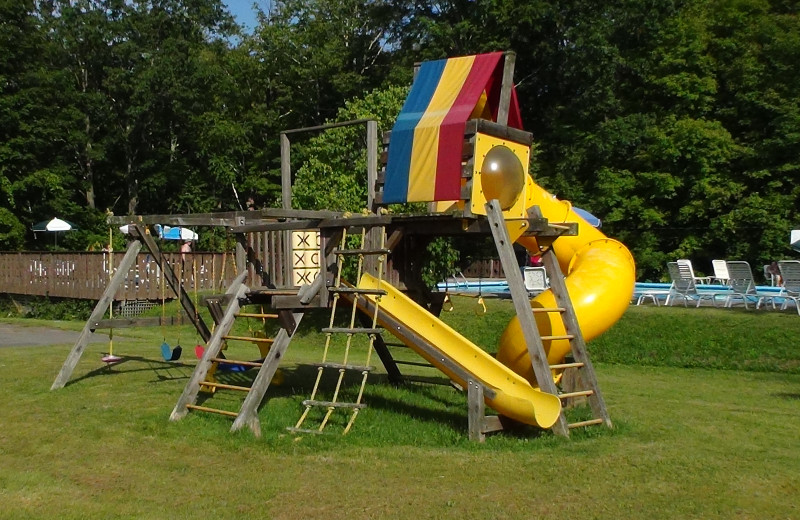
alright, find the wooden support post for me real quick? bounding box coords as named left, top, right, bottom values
left=280, top=133, right=294, bottom=287
left=280, top=133, right=292, bottom=211
left=485, top=199, right=568, bottom=436
left=467, top=380, right=486, bottom=442
left=496, top=52, right=516, bottom=127
left=231, top=310, right=305, bottom=436
left=367, top=120, right=378, bottom=211
left=359, top=312, right=403, bottom=384
left=235, top=239, right=247, bottom=283
left=51, top=240, right=143, bottom=390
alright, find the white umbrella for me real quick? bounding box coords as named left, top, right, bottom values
left=32, top=217, right=77, bottom=245
left=32, top=217, right=76, bottom=232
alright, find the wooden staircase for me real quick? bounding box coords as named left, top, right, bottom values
left=169, top=271, right=305, bottom=436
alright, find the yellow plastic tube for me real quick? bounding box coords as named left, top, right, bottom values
left=495, top=176, right=636, bottom=385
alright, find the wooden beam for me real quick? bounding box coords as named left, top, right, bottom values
left=281, top=133, right=292, bottom=211
left=467, top=380, right=486, bottom=442
left=281, top=118, right=374, bottom=136
left=109, top=209, right=342, bottom=227
left=464, top=119, right=532, bottom=146
left=359, top=312, right=403, bottom=384
left=230, top=219, right=325, bottom=233
left=496, top=51, right=516, bottom=126
left=367, top=120, right=378, bottom=210
left=51, top=240, right=143, bottom=390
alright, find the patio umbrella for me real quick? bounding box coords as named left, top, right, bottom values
left=572, top=207, right=602, bottom=228
left=32, top=217, right=77, bottom=245
left=791, top=230, right=800, bottom=252
left=153, top=224, right=198, bottom=241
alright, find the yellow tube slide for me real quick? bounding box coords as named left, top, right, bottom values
left=496, top=177, right=636, bottom=384
left=357, top=272, right=562, bottom=428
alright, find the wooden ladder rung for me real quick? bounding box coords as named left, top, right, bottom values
left=310, top=362, right=374, bottom=372
left=395, top=360, right=434, bottom=368
left=549, top=362, right=585, bottom=370
left=532, top=307, right=565, bottom=313
left=222, top=335, right=275, bottom=344
left=286, top=427, right=324, bottom=435
left=321, top=327, right=382, bottom=335
left=332, top=248, right=391, bottom=256
left=302, top=400, right=367, bottom=409
left=185, top=404, right=238, bottom=417
left=560, top=390, right=594, bottom=399
left=198, top=381, right=251, bottom=392
left=568, top=418, right=605, bottom=429
left=210, top=358, right=263, bottom=368
left=540, top=334, right=575, bottom=341
left=236, top=312, right=279, bottom=319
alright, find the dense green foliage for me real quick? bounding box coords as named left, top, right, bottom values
left=1, top=0, right=798, bottom=280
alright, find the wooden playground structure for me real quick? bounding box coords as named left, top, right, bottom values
left=51, top=52, right=628, bottom=441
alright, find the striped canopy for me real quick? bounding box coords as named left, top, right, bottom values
left=383, top=52, right=522, bottom=204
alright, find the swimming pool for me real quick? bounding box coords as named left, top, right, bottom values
left=437, top=278, right=786, bottom=305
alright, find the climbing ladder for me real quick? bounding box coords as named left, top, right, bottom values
left=169, top=270, right=305, bottom=436
left=288, top=225, right=388, bottom=435
left=486, top=200, right=611, bottom=437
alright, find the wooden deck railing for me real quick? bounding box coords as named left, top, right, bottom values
left=0, top=252, right=240, bottom=301
left=0, top=248, right=504, bottom=302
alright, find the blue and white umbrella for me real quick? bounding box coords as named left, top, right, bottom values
left=791, top=230, right=800, bottom=252
left=572, top=207, right=602, bottom=228
left=153, top=224, right=198, bottom=241
left=120, top=224, right=198, bottom=241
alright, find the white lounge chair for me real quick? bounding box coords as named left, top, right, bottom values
left=665, top=262, right=720, bottom=307
left=778, top=261, right=800, bottom=315
left=677, top=259, right=711, bottom=285
left=711, top=259, right=730, bottom=285
left=723, top=261, right=775, bottom=310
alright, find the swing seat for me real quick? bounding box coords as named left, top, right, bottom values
left=101, top=354, right=123, bottom=364
left=160, top=342, right=182, bottom=361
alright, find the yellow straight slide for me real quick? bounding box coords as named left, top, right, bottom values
left=356, top=272, right=562, bottom=428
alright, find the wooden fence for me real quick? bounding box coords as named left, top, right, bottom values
left=0, top=246, right=504, bottom=302
left=0, top=251, right=240, bottom=301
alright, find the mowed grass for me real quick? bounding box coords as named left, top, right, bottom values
left=1, top=299, right=799, bottom=519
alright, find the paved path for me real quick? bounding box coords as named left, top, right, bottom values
left=0, top=323, right=105, bottom=347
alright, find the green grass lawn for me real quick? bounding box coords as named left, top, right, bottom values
left=1, top=300, right=799, bottom=519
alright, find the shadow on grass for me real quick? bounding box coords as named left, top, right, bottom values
left=773, top=392, right=800, bottom=400
left=217, top=364, right=559, bottom=439
left=66, top=355, right=194, bottom=387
